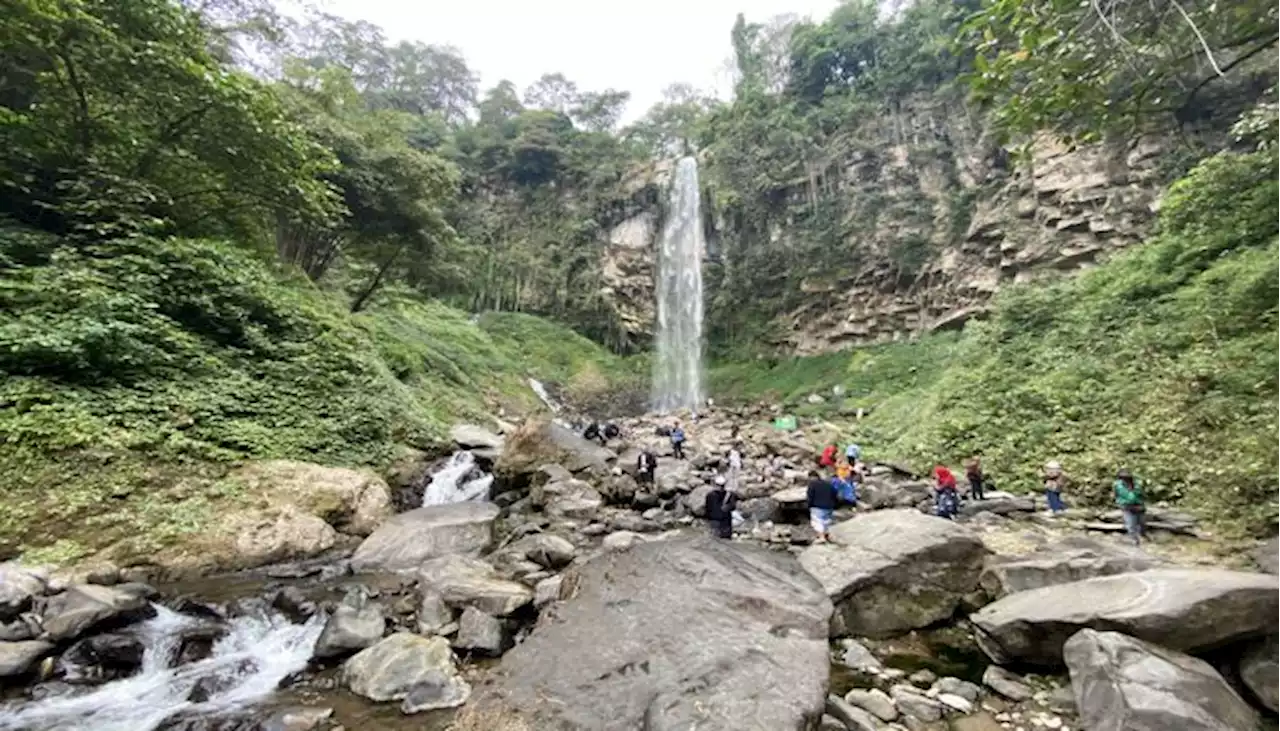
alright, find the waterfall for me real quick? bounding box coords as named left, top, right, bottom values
left=528, top=378, right=561, bottom=413
left=0, top=605, right=323, bottom=731
left=652, top=156, right=706, bottom=412
left=422, top=451, right=493, bottom=506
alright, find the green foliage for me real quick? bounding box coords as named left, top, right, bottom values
left=713, top=151, right=1278, bottom=537
left=0, top=225, right=628, bottom=559
left=0, top=0, right=338, bottom=241
left=964, top=0, right=1277, bottom=141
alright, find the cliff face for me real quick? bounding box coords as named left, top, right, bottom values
left=599, top=101, right=1169, bottom=354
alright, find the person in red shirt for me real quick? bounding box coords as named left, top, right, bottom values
left=934, top=465, right=960, bottom=519
left=819, top=443, right=838, bottom=468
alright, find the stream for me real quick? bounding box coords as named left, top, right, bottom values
left=0, top=451, right=497, bottom=731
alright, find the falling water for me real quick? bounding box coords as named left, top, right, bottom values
left=0, top=605, right=323, bottom=731
left=528, top=378, right=561, bottom=413
left=422, top=451, right=494, bottom=506
left=652, top=157, right=706, bottom=412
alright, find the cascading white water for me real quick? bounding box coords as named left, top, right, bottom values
left=528, top=378, right=561, bottom=413
left=422, top=451, right=493, bottom=506
left=0, top=605, right=323, bottom=731
left=652, top=156, right=706, bottom=412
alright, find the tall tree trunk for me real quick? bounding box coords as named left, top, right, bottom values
left=350, top=245, right=404, bottom=313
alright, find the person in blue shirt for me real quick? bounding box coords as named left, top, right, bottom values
left=845, top=443, right=861, bottom=463
left=670, top=421, right=686, bottom=460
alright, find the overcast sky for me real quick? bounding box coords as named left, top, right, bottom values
left=314, top=0, right=841, bottom=122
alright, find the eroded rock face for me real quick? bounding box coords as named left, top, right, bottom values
left=495, top=419, right=615, bottom=487
left=349, top=502, right=498, bottom=573
left=971, top=568, right=1278, bottom=666
left=470, top=535, right=833, bottom=730
left=979, top=537, right=1158, bottom=598
left=1064, top=629, right=1259, bottom=731
left=798, top=510, right=988, bottom=637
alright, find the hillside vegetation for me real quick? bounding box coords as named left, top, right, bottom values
left=713, top=149, right=1278, bottom=537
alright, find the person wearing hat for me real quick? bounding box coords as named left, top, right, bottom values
left=704, top=474, right=738, bottom=539
left=1043, top=460, right=1068, bottom=515
left=1113, top=468, right=1146, bottom=545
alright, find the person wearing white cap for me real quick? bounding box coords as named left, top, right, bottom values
left=1043, top=460, right=1068, bottom=515
left=704, top=474, right=738, bottom=539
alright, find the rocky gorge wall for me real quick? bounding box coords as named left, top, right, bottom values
left=598, top=99, right=1173, bottom=355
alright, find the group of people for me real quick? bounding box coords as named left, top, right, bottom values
left=807, top=442, right=867, bottom=542
left=931, top=458, right=1148, bottom=545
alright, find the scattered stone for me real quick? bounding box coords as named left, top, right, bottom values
left=970, top=568, right=1278, bottom=665
left=1044, top=686, right=1075, bottom=714
left=602, top=531, right=644, bottom=551
left=950, top=712, right=1004, bottom=731
left=450, top=424, right=504, bottom=460
left=890, top=684, right=945, bottom=722
left=908, top=668, right=938, bottom=687
left=933, top=676, right=982, bottom=702
left=936, top=693, right=973, bottom=713
left=418, top=557, right=533, bottom=617
left=415, top=589, right=454, bottom=636
left=453, top=607, right=506, bottom=656
left=983, top=666, right=1033, bottom=701
left=826, top=694, right=880, bottom=731
left=313, top=589, right=385, bottom=660
left=0, top=566, right=45, bottom=622
left=1064, top=629, right=1259, bottom=731
left=401, top=671, right=472, bottom=714
left=263, top=706, right=333, bottom=731
left=57, top=633, right=145, bottom=684
left=0, top=640, right=54, bottom=677
left=537, top=478, right=604, bottom=520
left=845, top=688, right=898, bottom=721
left=506, top=533, right=576, bottom=569
left=342, top=633, right=468, bottom=706
left=349, top=502, right=499, bottom=573
left=271, top=586, right=315, bottom=624
left=468, top=535, right=832, bottom=729
left=839, top=639, right=883, bottom=673
left=40, top=584, right=154, bottom=642
left=495, top=418, right=615, bottom=485
left=799, top=510, right=988, bottom=637
left=533, top=575, right=562, bottom=609
left=1240, top=634, right=1278, bottom=711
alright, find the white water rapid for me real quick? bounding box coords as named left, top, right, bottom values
left=652, top=156, right=706, bottom=412
left=422, top=450, right=494, bottom=506
left=0, top=605, right=323, bottom=731
left=528, top=377, right=561, bottom=413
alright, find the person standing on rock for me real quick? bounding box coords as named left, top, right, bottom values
left=1113, top=468, right=1146, bottom=545
left=670, top=422, right=686, bottom=459
left=705, top=475, right=738, bottom=539
left=845, top=442, right=861, bottom=464
left=727, top=443, right=744, bottom=490
left=806, top=470, right=839, bottom=542
left=964, top=457, right=985, bottom=501
left=933, top=466, right=960, bottom=519
left=1043, top=461, right=1068, bottom=515
left=637, top=449, right=657, bottom=486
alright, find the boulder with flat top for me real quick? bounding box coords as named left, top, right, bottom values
left=349, top=502, right=498, bottom=573
left=799, top=509, right=988, bottom=637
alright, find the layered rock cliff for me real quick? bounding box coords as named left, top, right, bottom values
left=598, top=105, right=1171, bottom=354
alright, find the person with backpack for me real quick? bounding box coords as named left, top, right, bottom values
left=1043, top=460, right=1068, bottom=515
left=806, top=471, right=840, bottom=542
left=964, top=457, right=985, bottom=501
left=636, top=449, right=657, bottom=486
left=705, top=475, right=738, bottom=539
left=1114, top=468, right=1146, bottom=545
left=820, top=443, right=838, bottom=469
left=934, top=465, right=960, bottom=519
left=670, top=422, right=686, bottom=459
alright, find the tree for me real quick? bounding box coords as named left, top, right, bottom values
left=376, top=42, right=477, bottom=125
left=623, top=84, right=719, bottom=156
left=478, top=80, right=524, bottom=125
left=523, top=72, right=579, bottom=113
left=0, top=0, right=339, bottom=242
left=964, top=0, right=1278, bottom=141
left=571, top=89, right=631, bottom=133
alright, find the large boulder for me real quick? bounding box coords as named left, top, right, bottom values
left=40, top=584, right=155, bottom=642
left=1064, top=629, right=1259, bottom=731
left=349, top=502, right=498, bottom=573
left=312, top=589, right=385, bottom=660
left=0, top=640, right=54, bottom=677
left=342, top=632, right=470, bottom=711
left=495, top=419, right=615, bottom=486
left=532, top=478, right=603, bottom=520
left=0, top=565, right=46, bottom=621
left=979, top=537, right=1158, bottom=597
left=971, top=568, right=1278, bottom=666
left=227, top=460, right=392, bottom=537
left=1240, top=634, right=1278, bottom=711
left=450, top=424, right=504, bottom=462
left=798, top=510, right=988, bottom=637
left=468, top=535, right=832, bottom=730
left=417, top=556, right=533, bottom=617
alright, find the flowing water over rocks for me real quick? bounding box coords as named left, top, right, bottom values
left=0, top=606, right=323, bottom=731
left=651, top=156, right=706, bottom=412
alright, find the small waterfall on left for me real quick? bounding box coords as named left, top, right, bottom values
left=0, top=605, right=324, bottom=731
left=422, top=450, right=494, bottom=506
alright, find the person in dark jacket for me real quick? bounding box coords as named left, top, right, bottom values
left=934, top=465, right=960, bottom=520
left=705, top=475, right=738, bottom=539
left=636, top=449, right=657, bottom=486
left=582, top=421, right=605, bottom=446
left=964, top=457, right=985, bottom=501
left=670, top=422, right=686, bottom=459
left=806, top=471, right=839, bottom=542
left=603, top=422, right=620, bottom=441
